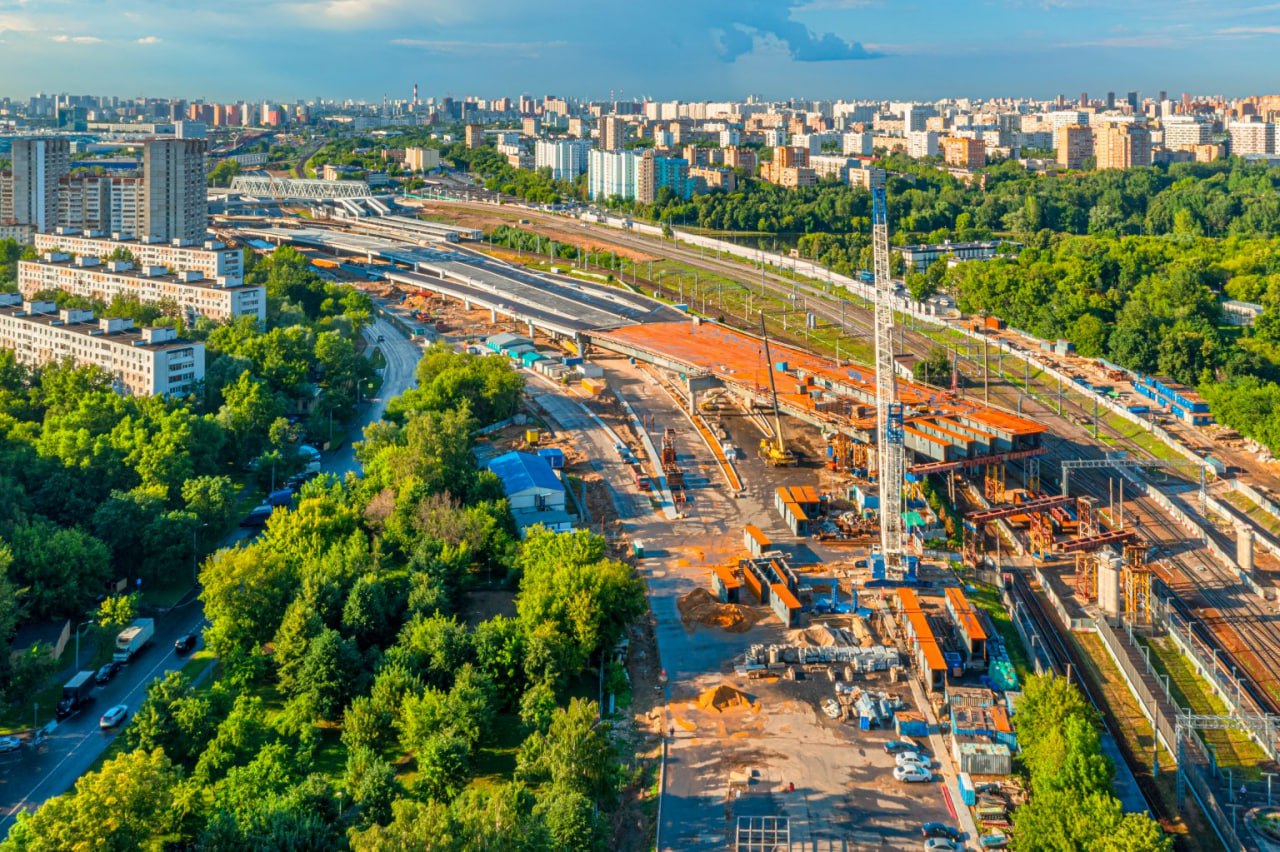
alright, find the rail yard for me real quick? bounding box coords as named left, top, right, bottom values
left=214, top=191, right=1280, bottom=851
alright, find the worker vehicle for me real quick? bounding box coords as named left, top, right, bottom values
left=112, top=618, right=155, bottom=664
left=921, top=824, right=963, bottom=841
left=55, top=671, right=96, bottom=719
left=893, top=764, right=932, bottom=783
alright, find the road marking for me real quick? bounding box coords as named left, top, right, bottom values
left=0, top=620, right=203, bottom=830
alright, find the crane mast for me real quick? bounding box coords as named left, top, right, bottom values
left=870, top=167, right=906, bottom=579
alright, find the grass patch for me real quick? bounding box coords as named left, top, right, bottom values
left=0, top=679, right=64, bottom=735
left=1069, top=632, right=1217, bottom=852
left=1137, top=635, right=1270, bottom=779
left=965, top=583, right=1033, bottom=680
left=1224, top=491, right=1280, bottom=538
left=470, top=712, right=525, bottom=789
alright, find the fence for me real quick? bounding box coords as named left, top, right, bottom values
left=1092, top=615, right=1248, bottom=851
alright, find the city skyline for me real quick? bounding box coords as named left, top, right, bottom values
left=2, top=0, right=1280, bottom=100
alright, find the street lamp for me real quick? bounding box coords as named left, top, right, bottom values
left=73, top=618, right=95, bottom=671
left=192, top=522, right=209, bottom=585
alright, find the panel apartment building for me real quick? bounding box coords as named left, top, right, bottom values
left=33, top=231, right=246, bottom=281
left=18, top=253, right=265, bottom=323
left=0, top=295, right=205, bottom=396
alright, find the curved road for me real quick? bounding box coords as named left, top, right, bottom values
left=0, top=313, right=421, bottom=834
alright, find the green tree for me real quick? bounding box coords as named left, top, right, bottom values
left=3, top=749, right=180, bottom=851
left=516, top=698, right=614, bottom=803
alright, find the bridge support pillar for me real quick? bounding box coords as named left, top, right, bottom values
left=463, top=298, right=472, bottom=311
left=527, top=320, right=535, bottom=338
left=490, top=308, right=497, bottom=323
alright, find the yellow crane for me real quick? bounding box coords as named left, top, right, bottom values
left=757, top=315, right=796, bottom=467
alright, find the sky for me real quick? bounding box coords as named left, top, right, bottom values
left=1, top=0, right=1279, bottom=102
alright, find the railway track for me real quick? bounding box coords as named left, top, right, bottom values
left=451, top=200, right=1280, bottom=712
left=1005, top=568, right=1166, bottom=818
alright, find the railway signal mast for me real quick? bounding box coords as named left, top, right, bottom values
left=870, top=168, right=911, bottom=581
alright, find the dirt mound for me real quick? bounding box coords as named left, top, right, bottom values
left=697, top=683, right=755, bottom=712
left=677, top=588, right=764, bottom=633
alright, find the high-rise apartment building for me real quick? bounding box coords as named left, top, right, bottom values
left=533, top=139, right=592, bottom=180
left=587, top=149, right=638, bottom=200
left=56, top=175, right=144, bottom=236
left=1229, top=121, right=1276, bottom=156
left=1095, top=122, right=1152, bottom=169
left=6, top=138, right=71, bottom=231
left=906, top=131, right=940, bottom=159
left=902, top=104, right=937, bottom=133
left=1162, top=116, right=1212, bottom=149
left=942, top=136, right=986, bottom=169
left=635, top=151, right=691, bottom=203
left=599, top=116, right=627, bottom=151
left=142, top=139, right=207, bottom=244
left=1056, top=125, right=1094, bottom=170
left=464, top=124, right=485, bottom=150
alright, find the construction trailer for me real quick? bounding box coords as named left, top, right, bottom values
left=742, top=524, right=772, bottom=558
left=944, top=587, right=989, bottom=670
left=712, top=564, right=742, bottom=604
left=894, top=587, right=947, bottom=692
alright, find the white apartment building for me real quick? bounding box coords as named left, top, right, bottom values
left=19, top=253, right=265, bottom=322
left=404, top=147, right=442, bottom=172
left=56, top=175, right=144, bottom=236
left=1162, top=116, right=1211, bottom=148
left=1230, top=121, right=1276, bottom=156
left=843, top=132, right=873, bottom=156
left=533, top=139, right=592, bottom=180
left=907, top=131, right=940, bottom=159
left=35, top=231, right=245, bottom=281
left=0, top=295, right=205, bottom=396
left=809, top=155, right=854, bottom=181
left=587, top=150, right=638, bottom=200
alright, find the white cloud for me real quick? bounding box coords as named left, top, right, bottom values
left=285, top=0, right=477, bottom=27
left=51, top=33, right=102, bottom=43
left=1218, top=25, right=1280, bottom=34
left=136, top=34, right=161, bottom=44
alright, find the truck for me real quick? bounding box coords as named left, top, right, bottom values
left=55, top=671, right=96, bottom=719
left=113, top=618, right=155, bottom=663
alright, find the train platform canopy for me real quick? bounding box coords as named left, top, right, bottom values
left=592, top=321, right=1046, bottom=457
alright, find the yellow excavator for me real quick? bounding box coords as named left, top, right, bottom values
left=757, top=316, right=797, bottom=467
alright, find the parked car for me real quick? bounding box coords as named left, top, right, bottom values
left=240, top=505, right=273, bottom=528
left=174, top=632, right=198, bottom=654
left=883, top=740, right=918, bottom=754
left=99, top=704, right=129, bottom=729
left=923, top=839, right=960, bottom=852
left=921, top=823, right=963, bottom=841
left=94, top=661, right=122, bottom=685
left=896, top=751, right=931, bottom=768
left=0, top=736, right=21, bottom=753
left=894, top=765, right=932, bottom=783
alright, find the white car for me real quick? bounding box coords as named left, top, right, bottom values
left=0, top=736, right=20, bottom=753
left=894, top=764, right=932, bottom=783
left=924, top=839, right=960, bottom=852
left=99, top=704, right=128, bottom=729
left=896, top=751, right=931, bottom=768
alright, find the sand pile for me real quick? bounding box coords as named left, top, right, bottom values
left=697, top=683, right=755, bottom=713
left=677, top=588, right=764, bottom=633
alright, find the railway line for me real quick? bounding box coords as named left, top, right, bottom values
left=438, top=199, right=1280, bottom=712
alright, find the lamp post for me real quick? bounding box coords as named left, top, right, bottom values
left=73, top=618, right=95, bottom=671
left=191, top=522, right=209, bottom=585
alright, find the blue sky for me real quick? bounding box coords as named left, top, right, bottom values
left=1, top=0, right=1278, bottom=101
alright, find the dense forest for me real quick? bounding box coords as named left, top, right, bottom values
left=4, top=345, right=649, bottom=851
left=0, top=246, right=376, bottom=708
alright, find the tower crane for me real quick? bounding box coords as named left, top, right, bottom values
left=870, top=168, right=910, bottom=580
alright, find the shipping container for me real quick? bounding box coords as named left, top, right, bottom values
left=958, top=772, right=977, bottom=807
left=983, top=316, right=1006, bottom=330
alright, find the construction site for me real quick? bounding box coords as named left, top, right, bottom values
left=217, top=169, right=1280, bottom=851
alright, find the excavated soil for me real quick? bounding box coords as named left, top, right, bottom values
left=677, top=588, right=767, bottom=633
left=696, top=683, right=757, bottom=713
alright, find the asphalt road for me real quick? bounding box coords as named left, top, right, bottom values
left=0, top=313, right=422, bottom=834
